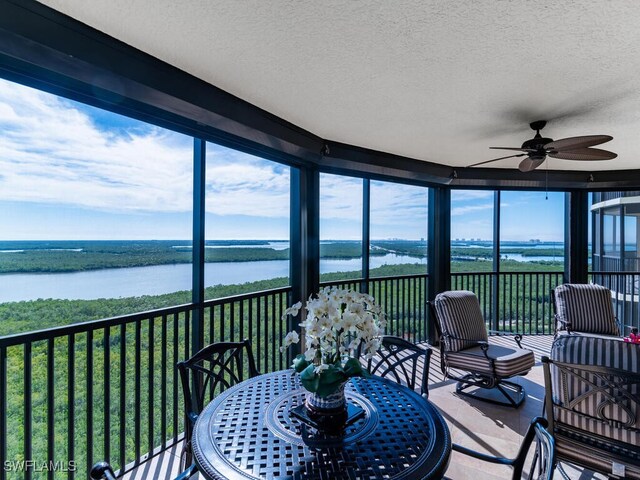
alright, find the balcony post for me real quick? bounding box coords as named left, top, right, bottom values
left=428, top=187, right=451, bottom=343
left=361, top=178, right=371, bottom=293
left=564, top=190, right=589, bottom=284
left=290, top=166, right=320, bottom=358
left=192, top=138, right=206, bottom=354
left=492, top=191, right=500, bottom=331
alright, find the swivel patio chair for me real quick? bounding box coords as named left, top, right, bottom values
left=542, top=334, right=640, bottom=479
left=363, top=335, right=432, bottom=398
left=177, top=339, right=259, bottom=471
left=552, top=283, right=621, bottom=338
left=451, top=416, right=555, bottom=480
left=431, top=290, right=535, bottom=408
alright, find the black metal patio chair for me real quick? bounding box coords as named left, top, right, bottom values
left=177, top=339, right=259, bottom=470
left=430, top=290, right=535, bottom=408
left=451, top=416, right=555, bottom=480
left=364, top=335, right=432, bottom=398
left=542, top=335, right=640, bottom=479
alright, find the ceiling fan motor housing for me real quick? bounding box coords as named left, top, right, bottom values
left=521, top=135, right=553, bottom=159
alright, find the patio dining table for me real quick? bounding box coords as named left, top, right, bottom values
left=192, top=370, right=451, bottom=480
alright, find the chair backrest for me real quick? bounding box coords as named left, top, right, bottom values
left=365, top=335, right=432, bottom=397
left=542, top=335, right=640, bottom=450
left=177, top=339, right=259, bottom=425
left=553, top=283, right=619, bottom=335
left=432, top=290, right=488, bottom=352
left=512, top=417, right=556, bottom=480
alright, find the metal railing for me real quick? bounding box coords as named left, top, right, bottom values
left=451, top=271, right=564, bottom=334
left=593, top=254, right=640, bottom=273
left=0, top=304, right=194, bottom=480
left=0, top=286, right=292, bottom=479
left=5, top=269, right=640, bottom=478
left=320, top=273, right=429, bottom=343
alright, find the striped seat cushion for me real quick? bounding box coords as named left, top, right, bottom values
left=554, top=283, right=619, bottom=335
left=554, top=426, right=640, bottom=479
left=446, top=344, right=535, bottom=377
left=550, top=335, right=640, bottom=447
left=434, top=290, right=488, bottom=352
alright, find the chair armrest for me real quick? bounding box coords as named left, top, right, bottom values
left=486, top=330, right=524, bottom=348
left=174, top=463, right=198, bottom=480
left=452, top=443, right=514, bottom=466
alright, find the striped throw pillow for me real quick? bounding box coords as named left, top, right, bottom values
left=554, top=284, right=619, bottom=336
left=434, top=290, right=488, bottom=352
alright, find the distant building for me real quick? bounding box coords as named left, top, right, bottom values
left=591, top=191, right=640, bottom=272
left=591, top=191, right=640, bottom=326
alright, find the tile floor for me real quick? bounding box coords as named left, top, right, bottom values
left=122, top=335, right=605, bottom=480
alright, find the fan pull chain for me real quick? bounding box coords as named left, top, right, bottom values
left=545, top=159, right=548, bottom=200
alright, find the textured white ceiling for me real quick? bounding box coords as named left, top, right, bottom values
left=38, top=0, right=640, bottom=171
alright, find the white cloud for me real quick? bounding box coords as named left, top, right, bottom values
left=320, top=174, right=363, bottom=221
left=451, top=190, right=493, bottom=201
left=451, top=203, right=493, bottom=216
left=0, top=79, right=193, bottom=213
left=205, top=151, right=290, bottom=217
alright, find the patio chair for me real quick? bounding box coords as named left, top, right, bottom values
left=542, top=334, right=640, bottom=479
left=552, top=283, right=621, bottom=337
left=363, top=335, right=432, bottom=398
left=431, top=290, right=535, bottom=408
left=90, top=460, right=196, bottom=480
left=177, top=339, right=259, bottom=470
left=452, top=416, right=555, bottom=480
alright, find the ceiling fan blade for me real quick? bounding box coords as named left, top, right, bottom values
left=545, top=135, right=613, bottom=151
left=489, top=147, right=536, bottom=152
left=548, top=147, right=617, bottom=161
left=518, top=157, right=546, bottom=172
left=468, top=153, right=527, bottom=168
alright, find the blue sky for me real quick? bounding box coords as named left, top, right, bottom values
left=0, top=78, right=565, bottom=242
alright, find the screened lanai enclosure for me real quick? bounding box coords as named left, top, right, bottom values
left=2, top=1, right=640, bottom=479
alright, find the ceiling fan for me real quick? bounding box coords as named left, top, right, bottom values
left=468, top=120, right=617, bottom=172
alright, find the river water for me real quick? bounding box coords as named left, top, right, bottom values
left=0, top=253, right=427, bottom=302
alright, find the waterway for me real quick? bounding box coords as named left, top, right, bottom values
left=0, top=253, right=427, bottom=302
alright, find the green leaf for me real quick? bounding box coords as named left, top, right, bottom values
left=300, top=364, right=320, bottom=392
left=292, top=354, right=310, bottom=373
left=343, top=357, right=365, bottom=377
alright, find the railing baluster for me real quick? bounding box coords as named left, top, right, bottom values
left=257, top=296, right=262, bottom=373
left=104, top=327, right=111, bottom=465
left=172, top=313, right=179, bottom=445
left=87, top=329, right=94, bottom=475
left=47, top=338, right=55, bottom=480
left=67, top=334, right=75, bottom=480
left=24, top=343, right=32, bottom=480
left=161, top=315, right=167, bottom=446
left=0, top=346, right=6, bottom=480
left=148, top=317, right=155, bottom=456
left=271, top=293, right=276, bottom=372
left=134, top=321, right=141, bottom=463
left=119, top=323, right=126, bottom=469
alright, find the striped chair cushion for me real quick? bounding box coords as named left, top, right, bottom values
left=434, top=290, right=488, bottom=352
left=446, top=344, right=535, bottom=377
left=550, top=335, right=640, bottom=447
left=554, top=283, right=619, bottom=336
left=554, top=428, right=640, bottom=479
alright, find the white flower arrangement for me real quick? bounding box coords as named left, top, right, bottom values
left=281, top=286, right=386, bottom=397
